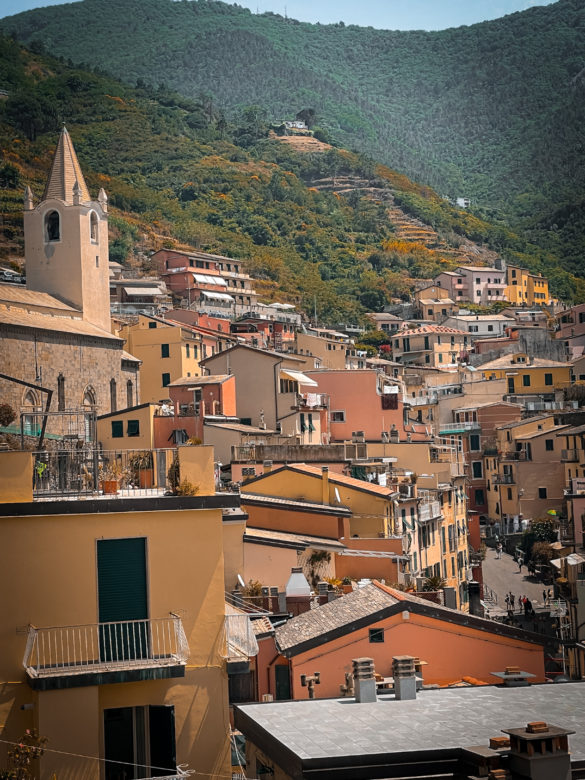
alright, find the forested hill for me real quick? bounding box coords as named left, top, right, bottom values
left=1, top=36, right=583, bottom=325
left=2, top=0, right=585, bottom=225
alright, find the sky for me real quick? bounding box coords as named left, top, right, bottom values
left=0, top=0, right=558, bottom=29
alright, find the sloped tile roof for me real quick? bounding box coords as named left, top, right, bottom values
left=43, top=127, right=91, bottom=203
left=0, top=305, right=120, bottom=340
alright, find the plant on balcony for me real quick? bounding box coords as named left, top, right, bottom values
left=99, top=460, right=127, bottom=494
left=128, top=450, right=154, bottom=488
left=421, top=575, right=446, bottom=591
left=167, top=454, right=199, bottom=495
left=307, top=549, right=331, bottom=588
left=175, top=478, right=199, bottom=496
left=242, top=578, right=264, bottom=607
left=0, top=729, right=47, bottom=780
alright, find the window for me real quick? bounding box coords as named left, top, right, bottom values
left=57, top=373, right=65, bottom=411
left=162, top=373, right=171, bottom=387
left=538, top=487, right=547, bottom=499
left=185, top=343, right=190, bottom=359
left=475, top=488, right=485, bottom=506
left=469, top=434, right=480, bottom=451
left=45, top=210, right=60, bottom=241
left=544, top=373, right=553, bottom=386
left=104, top=706, right=176, bottom=780
left=545, top=439, right=554, bottom=451
left=161, top=343, right=170, bottom=358
left=111, top=421, right=123, bottom=438
left=523, top=375, right=531, bottom=387
left=90, top=211, right=98, bottom=242
left=369, top=628, right=384, bottom=643
left=331, top=410, right=345, bottom=422
left=127, top=419, right=140, bottom=437
left=472, top=461, right=483, bottom=479
left=487, top=325, right=493, bottom=332
left=110, top=379, right=117, bottom=413
left=126, top=380, right=133, bottom=408
left=148, top=321, right=157, bottom=329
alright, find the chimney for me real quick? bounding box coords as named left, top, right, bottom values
left=321, top=466, right=329, bottom=505
left=263, top=460, right=273, bottom=474
left=390, top=424, right=399, bottom=444
left=503, top=722, right=573, bottom=780
left=285, top=567, right=311, bottom=616
left=468, top=580, right=484, bottom=617
left=393, top=655, right=417, bottom=701
left=317, top=581, right=329, bottom=606
left=352, top=657, right=377, bottom=703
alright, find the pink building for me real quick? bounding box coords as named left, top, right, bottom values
left=435, top=266, right=506, bottom=305
left=305, top=369, right=425, bottom=443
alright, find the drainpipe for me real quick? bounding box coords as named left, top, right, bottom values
left=322, top=466, right=330, bottom=505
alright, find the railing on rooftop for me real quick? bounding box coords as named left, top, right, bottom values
left=406, top=393, right=438, bottom=407
left=32, top=448, right=176, bottom=499
left=561, top=449, right=579, bottom=463
left=23, top=615, right=189, bottom=679
left=494, top=473, right=515, bottom=485
left=500, top=450, right=530, bottom=462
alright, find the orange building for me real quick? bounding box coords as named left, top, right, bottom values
left=257, top=581, right=546, bottom=700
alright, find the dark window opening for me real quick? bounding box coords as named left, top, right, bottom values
left=45, top=210, right=60, bottom=241
left=369, top=628, right=384, bottom=643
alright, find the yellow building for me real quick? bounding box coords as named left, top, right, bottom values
left=477, top=352, right=571, bottom=396
left=505, top=265, right=551, bottom=307
left=0, top=447, right=240, bottom=779
left=392, top=325, right=469, bottom=368
left=484, top=416, right=567, bottom=530
left=414, top=284, right=458, bottom=322
left=118, top=314, right=203, bottom=403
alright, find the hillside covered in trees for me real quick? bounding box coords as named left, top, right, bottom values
left=2, top=0, right=585, bottom=276
left=1, top=35, right=583, bottom=325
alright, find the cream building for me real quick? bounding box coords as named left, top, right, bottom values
left=0, top=128, right=139, bottom=434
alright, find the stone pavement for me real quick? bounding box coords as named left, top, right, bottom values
left=481, top=546, right=552, bottom=616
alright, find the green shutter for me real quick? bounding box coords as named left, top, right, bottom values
left=98, top=538, right=148, bottom=622
left=275, top=665, right=291, bottom=700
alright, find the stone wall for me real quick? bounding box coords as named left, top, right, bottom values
left=0, top=326, right=139, bottom=436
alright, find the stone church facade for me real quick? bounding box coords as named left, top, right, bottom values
left=0, top=128, right=139, bottom=437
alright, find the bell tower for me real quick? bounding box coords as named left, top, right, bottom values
left=24, top=127, right=111, bottom=332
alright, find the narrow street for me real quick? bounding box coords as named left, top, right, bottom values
left=481, top=547, right=552, bottom=615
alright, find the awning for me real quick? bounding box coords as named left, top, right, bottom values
left=193, top=273, right=227, bottom=287
left=280, top=369, right=318, bottom=387
left=123, top=286, right=164, bottom=296
left=201, top=291, right=234, bottom=302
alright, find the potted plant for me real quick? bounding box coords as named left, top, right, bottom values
left=99, top=461, right=124, bottom=494
left=341, top=576, right=353, bottom=594
left=129, top=450, right=154, bottom=489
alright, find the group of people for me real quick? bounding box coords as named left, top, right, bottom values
left=504, top=589, right=553, bottom=615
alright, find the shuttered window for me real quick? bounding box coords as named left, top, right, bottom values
left=97, top=538, right=148, bottom=623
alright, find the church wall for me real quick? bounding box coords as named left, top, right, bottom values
left=0, top=327, right=139, bottom=429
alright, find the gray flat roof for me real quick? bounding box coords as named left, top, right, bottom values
left=236, top=683, right=585, bottom=762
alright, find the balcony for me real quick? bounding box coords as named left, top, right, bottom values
left=23, top=616, right=189, bottom=689
left=419, top=500, right=442, bottom=524
left=562, top=449, right=579, bottom=463
left=439, top=421, right=480, bottom=435
left=406, top=393, right=438, bottom=407
left=222, top=613, right=259, bottom=675
left=494, top=473, right=515, bottom=485
left=501, top=450, right=530, bottom=462
left=294, top=392, right=329, bottom=410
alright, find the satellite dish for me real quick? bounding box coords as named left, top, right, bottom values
left=334, top=487, right=341, bottom=504
left=237, top=574, right=245, bottom=588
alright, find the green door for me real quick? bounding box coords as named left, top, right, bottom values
left=275, top=665, right=291, bottom=700
left=97, top=538, right=148, bottom=662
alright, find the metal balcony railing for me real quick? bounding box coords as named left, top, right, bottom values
left=419, top=501, right=442, bottom=524
left=23, top=615, right=189, bottom=679
left=222, top=613, right=259, bottom=659
left=295, top=392, right=329, bottom=409
left=439, top=421, right=480, bottom=434
left=495, top=473, right=515, bottom=485
left=561, top=449, right=579, bottom=462
left=501, top=450, right=530, bottom=461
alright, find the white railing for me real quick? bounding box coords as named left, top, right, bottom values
left=419, top=500, right=442, bottom=523
left=23, top=615, right=189, bottom=678
left=407, top=393, right=438, bottom=407
left=439, top=420, right=480, bottom=433
left=222, top=613, right=259, bottom=659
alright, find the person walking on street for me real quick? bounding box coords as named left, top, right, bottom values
left=547, top=588, right=553, bottom=605
left=510, top=593, right=515, bottom=610
left=518, top=558, right=523, bottom=573
left=543, top=589, right=547, bottom=606
left=505, top=594, right=510, bottom=610
left=496, top=542, right=503, bottom=559
left=523, top=597, right=530, bottom=616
